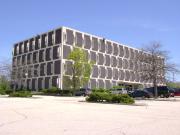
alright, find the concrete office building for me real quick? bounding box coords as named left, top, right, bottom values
left=12, top=26, right=165, bottom=90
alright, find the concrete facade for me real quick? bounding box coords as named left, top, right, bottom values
left=12, top=26, right=165, bottom=90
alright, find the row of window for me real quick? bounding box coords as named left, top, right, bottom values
left=13, top=76, right=60, bottom=90
left=64, top=55, right=151, bottom=72
left=13, top=29, right=61, bottom=56
left=65, top=29, right=141, bottom=59
left=89, top=79, right=117, bottom=89
left=64, top=62, right=150, bottom=83
left=13, top=46, right=60, bottom=67
left=64, top=60, right=164, bottom=83
left=12, top=60, right=61, bottom=79
left=89, top=78, right=164, bottom=89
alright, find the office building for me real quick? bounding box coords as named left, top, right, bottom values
left=12, top=26, right=165, bottom=90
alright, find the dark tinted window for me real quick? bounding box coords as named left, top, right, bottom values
left=47, top=62, right=53, bottom=75
left=84, top=35, right=91, bottom=49
left=55, top=29, right=61, bottom=44
left=45, top=77, right=50, bottom=89
left=52, top=76, right=58, bottom=87
left=48, top=32, right=54, bottom=46
left=66, top=29, right=74, bottom=45
left=39, top=50, right=44, bottom=62
left=53, top=46, right=59, bottom=59
left=46, top=48, right=51, bottom=61
left=76, top=32, right=83, bottom=47
left=40, top=63, right=45, bottom=76
left=54, top=60, right=61, bottom=74
left=63, top=45, right=71, bottom=59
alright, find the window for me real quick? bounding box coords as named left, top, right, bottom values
left=119, top=45, right=124, bottom=57
left=98, top=53, right=104, bottom=65
left=106, top=41, right=112, bottom=54
left=124, top=47, right=129, bottom=58
left=55, top=29, right=61, bottom=44
left=19, top=43, right=23, bottom=54
left=53, top=46, right=60, bottom=59
left=40, top=63, right=46, bottom=76
left=47, top=62, right=53, bottom=75
left=39, top=50, right=44, bottom=62
left=99, top=39, right=105, bottom=53
left=48, top=32, right=54, bottom=46
left=14, top=44, right=18, bottom=56
left=24, top=41, right=28, bottom=53
left=92, top=65, right=98, bottom=78
left=54, top=60, right=61, bottom=74
left=38, top=38, right=41, bottom=48
left=66, top=29, right=74, bottom=45
left=27, top=53, right=32, bottom=64
left=113, top=43, right=118, bottom=56
left=34, top=64, right=39, bottom=77
left=22, top=55, right=26, bottom=65
left=75, top=32, right=83, bottom=47
left=63, top=45, right=71, bottom=59
left=45, top=36, right=48, bottom=46
left=92, top=37, right=98, bottom=51
left=52, top=76, right=58, bottom=87
left=46, top=48, right=51, bottom=61
left=105, top=55, right=110, bottom=66
left=84, top=35, right=91, bottom=49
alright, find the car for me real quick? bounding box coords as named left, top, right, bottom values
left=168, top=87, right=175, bottom=97
left=110, top=88, right=128, bottom=94
left=174, top=88, right=180, bottom=96
left=145, top=86, right=170, bottom=98
left=75, top=88, right=91, bottom=96
left=128, top=90, right=153, bottom=98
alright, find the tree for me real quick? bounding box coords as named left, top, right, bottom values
left=65, top=48, right=94, bottom=91
left=0, top=59, right=12, bottom=93
left=0, top=59, right=12, bottom=80
left=167, top=81, right=180, bottom=88
left=138, top=42, right=179, bottom=98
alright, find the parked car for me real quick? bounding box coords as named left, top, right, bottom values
left=168, top=87, right=175, bottom=97
left=110, top=88, right=128, bottom=94
left=75, top=88, right=91, bottom=96
left=174, top=88, right=180, bottom=96
left=128, top=90, right=153, bottom=98
left=144, top=86, right=170, bottom=98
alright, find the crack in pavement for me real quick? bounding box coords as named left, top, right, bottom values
left=0, top=109, right=28, bottom=128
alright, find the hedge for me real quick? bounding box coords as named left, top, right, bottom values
left=86, top=91, right=134, bottom=104
left=9, top=91, right=32, bottom=97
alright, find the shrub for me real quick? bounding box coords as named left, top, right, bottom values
left=49, top=87, right=59, bottom=93
left=9, top=91, right=32, bottom=97
left=0, top=88, right=13, bottom=95
left=92, top=88, right=111, bottom=93
left=0, top=83, right=12, bottom=95
left=41, top=89, right=49, bottom=94
left=111, top=94, right=134, bottom=104
left=5, top=89, right=13, bottom=94
left=41, top=88, right=73, bottom=96
left=41, top=87, right=59, bottom=95
left=60, top=90, right=73, bottom=96
left=0, top=88, right=6, bottom=95
left=86, top=91, right=134, bottom=104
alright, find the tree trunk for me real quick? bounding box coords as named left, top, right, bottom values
left=153, top=79, right=158, bottom=98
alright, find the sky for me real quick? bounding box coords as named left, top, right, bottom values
left=0, top=0, right=179, bottom=81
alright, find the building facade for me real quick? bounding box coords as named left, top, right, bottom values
left=12, top=26, right=164, bottom=90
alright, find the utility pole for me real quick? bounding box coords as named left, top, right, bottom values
left=173, top=72, right=175, bottom=82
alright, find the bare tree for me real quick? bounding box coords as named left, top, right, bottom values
left=0, top=59, right=12, bottom=80
left=0, top=59, right=12, bottom=92
left=138, top=42, right=180, bottom=98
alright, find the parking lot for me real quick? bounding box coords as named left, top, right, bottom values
left=0, top=95, right=180, bottom=135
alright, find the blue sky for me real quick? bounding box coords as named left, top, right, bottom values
left=0, top=0, right=179, bottom=81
